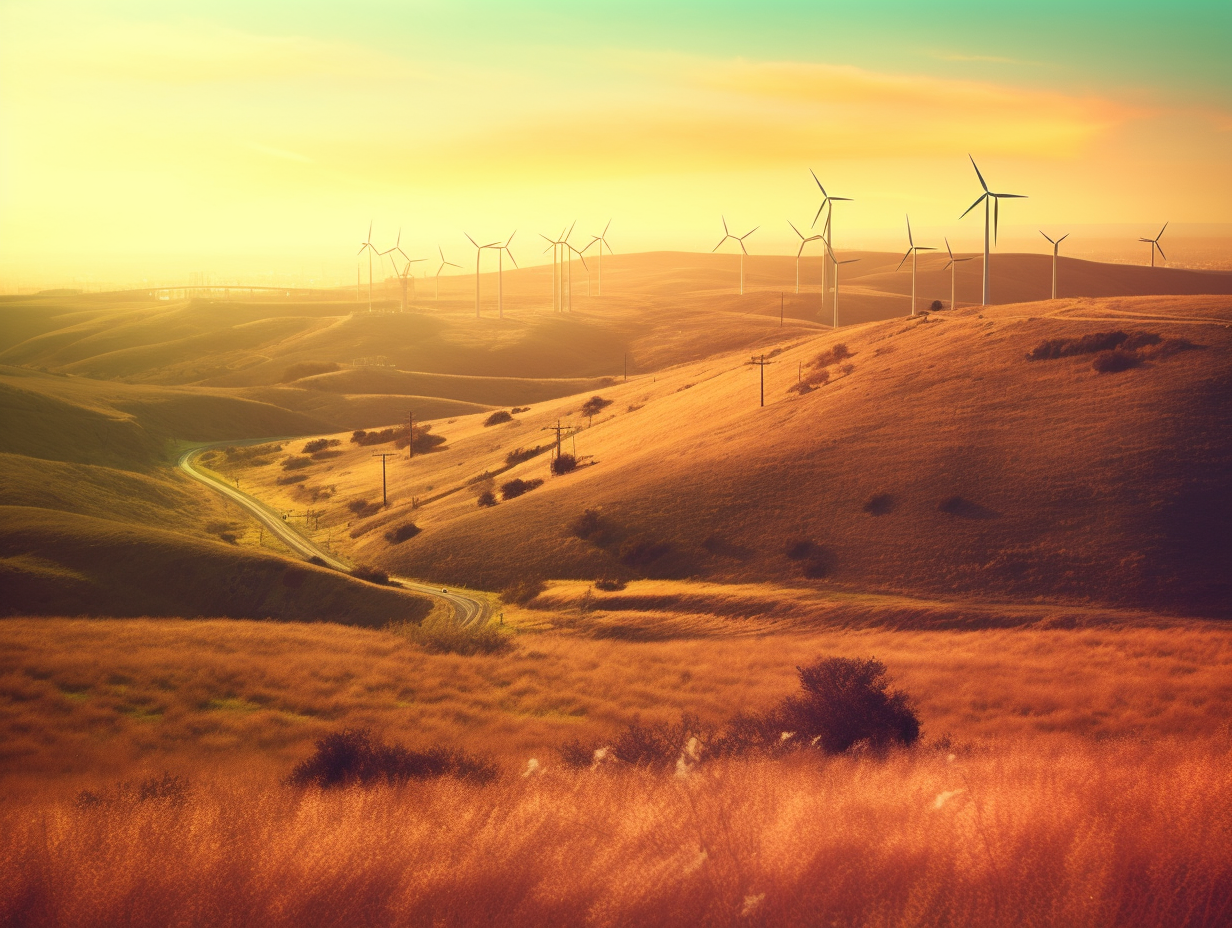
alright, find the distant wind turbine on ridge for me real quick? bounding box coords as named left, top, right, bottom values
left=1139, top=223, right=1168, bottom=268
left=497, top=231, right=517, bottom=319
left=959, top=155, right=1026, bottom=306
left=380, top=228, right=425, bottom=313
left=944, top=238, right=976, bottom=311
left=465, top=233, right=500, bottom=319
left=823, top=238, right=860, bottom=329
left=788, top=220, right=825, bottom=295
left=810, top=170, right=852, bottom=303
left=712, top=217, right=758, bottom=295
left=434, top=246, right=461, bottom=300
left=587, top=220, right=613, bottom=297
left=896, top=215, right=936, bottom=316
left=1039, top=230, right=1069, bottom=300
left=357, top=221, right=379, bottom=313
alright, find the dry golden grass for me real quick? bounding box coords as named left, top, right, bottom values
left=2, top=740, right=1229, bottom=927
left=3, top=610, right=1231, bottom=796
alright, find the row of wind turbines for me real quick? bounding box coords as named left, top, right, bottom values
left=356, top=221, right=614, bottom=318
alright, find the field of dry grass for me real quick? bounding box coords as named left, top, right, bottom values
left=3, top=740, right=1228, bottom=927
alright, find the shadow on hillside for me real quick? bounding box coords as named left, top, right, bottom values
left=938, top=496, right=1000, bottom=520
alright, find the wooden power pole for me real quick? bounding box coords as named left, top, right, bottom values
left=541, top=419, right=575, bottom=460
left=373, top=452, right=395, bottom=506
left=749, top=354, right=774, bottom=407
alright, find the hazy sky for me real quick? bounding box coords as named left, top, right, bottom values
left=2, top=0, right=1229, bottom=286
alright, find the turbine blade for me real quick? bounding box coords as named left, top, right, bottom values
left=969, top=154, right=989, bottom=192
left=840, top=259, right=860, bottom=265
left=959, top=193, right=987, bottom=219
left=906, top=214, right=913, bottom=247
left=741, top=226, right=758, bottom=239
left=1040, top=231, right=1054, bottom=244
left=788, top=220, right=803, bottom=239
left=810, top=168, right=824, bottom=192
left=712, top=238, right=725, bottom=253
left=603, top=218, right=612, bottom=236
left=721, top=216, right=729, bottom=234
left=507, top=249, right=519, bottom=268
left=1058, top=234, right=1069, bottom=243
left=1158, top=221, right=1168, bottom=239
left=994, top=193, right=1027, bottom=199
left=831, top=197, right=852, bottom=202
left=946, top=236, right=954, bottom=258
left=1156, top=242, right=1167, bottom=261
left=896, top=249, right=911, bottom=271
left=811, top=203, right=825, bottom=228
left=465, top=233, right=478, bottom=247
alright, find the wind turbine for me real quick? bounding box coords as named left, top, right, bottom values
left=465, top=233, right=500, bottom=319
left=810, top=171, right=852, bottom=302
left=565, top=238, right=589, bottom=310
left=434, top=246, right=461, bottom=300
left=959, top=155, right=1026, bottom=306
left=943, top=238, right=976, bottom=310
left=1139, top=223, right=1168, bottom=267
left=788, top=220, right=825, bottom=295
left=1039, top=231, right=1069, bottom=300
left=587, top=220, right=613, bottom=297
left=380, top=228, right=425, bottom=313
left=712, top=217, right=758, bottom=295
left=357, top=221, right=379, bottom=313
left=823, top=239, right=860, bottom=329
left=539, top=222, right=574, bottom=312
left=497, top=231, right=517, bottom=319
left=896, top=215, right=936, bottom=316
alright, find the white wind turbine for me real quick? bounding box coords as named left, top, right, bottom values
left=465, top=233, right=500, bottom=319
left=1139, top=223, right=1168, bottom=267
left=712, top=217, right=758, bottom=295
left=380, top=228, right=425, bottom=313
left=587, top=219, right=613, bottom=297
left=943, top=238, right=976, bottom=310
left=357, top=221, right=379, bottom=313
left=896, top=216, right=936, bottom=316
left=539, top=222, right=574, bottom=312
left=810, top=171, right=852, bottom=302
left=1039, top=231, right=1069, bottom=300
left=564, top=237, right=589, bottom=310
left=497, top=231, right=517, bottom=319
left=823, top=239, right=860, bottom=329
left=434, top=246, right=461, bottom=300
left=788, top=220, right=825, bottom=295
left=959, top=155, right=1026, bottom=306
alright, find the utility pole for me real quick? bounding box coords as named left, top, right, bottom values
left=373, top=452, right=395, bottom=507
left=749, top=355, right=774, bottom=407
left=541, top=419, right=575, bottom=460
left=407, top=411, right=414, bottom=460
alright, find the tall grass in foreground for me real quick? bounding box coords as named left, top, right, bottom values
left=2, top=739, right=1228, bottom=927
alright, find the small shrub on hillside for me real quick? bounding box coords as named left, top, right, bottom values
left=511, top=406, right=530, bottom=414
left=1026, top=330, right=1164, bottom=361
left=389, top=615, right=511, bottom=656
left=276, top=474, right=308, bottom=485
left=347, top=499, right=382, bottom=518
left=484, top=410, right=514, bottom=427
left=384, top=523, right=421, bottom=544
left=620, top=537, right=669, bottom=567
left=477, top=491, right=497, bottom=508
left=561, top=716, right=709, bottom=772
left=863, top=494, right=896, bottom=515
left=505, top=445, right=547, bottom=466
left=500, top=477, right=543, bottom=500
left=395, top=425, right=447, bottom=454
left=580, top=396, right=613, bottom=423
left=1092, top=349, right=1143, bottom=373
left=810, top=343, right=851, bottom=369
left=281, top=456, right=313, bottom=470
left=788, top=367, right=830, bottom=395
left=780, top=657, right=920, bottom=753
left=311, top=450, right=342, bottom=461
left=571, top=508, right=604, bottom=539
left=308, top=556, right=328, bottom=568
left=502, top=579, right=546, bottom=605
left=594, top=577, right=626, bottom=591
left=302, top=438, right=340, bottom=454
left=351, top=428, right=399, bottom=446
left=288, top=728, right=495, bottom=789
left=551, top=453, right=578, bottom=475
left=930, top=300, right=944, bottom=311
left=351, top=565, right=393, bottom=585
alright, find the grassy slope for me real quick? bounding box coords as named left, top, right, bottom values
left=227, top=295, right=1231, bottom=616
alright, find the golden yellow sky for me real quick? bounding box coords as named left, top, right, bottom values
left=2, top=1, right=1229, bottom=288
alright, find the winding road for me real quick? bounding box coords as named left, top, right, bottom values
left=178, top=445, right=490, bottom=626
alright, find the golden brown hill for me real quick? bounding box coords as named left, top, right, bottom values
left=233, top=295, right=1230, bottom=617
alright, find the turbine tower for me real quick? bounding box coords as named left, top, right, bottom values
left=959, top=155, right=1026, bottom=306
left=497, top=231, right=517, bottom=319
left=587, top=219, right=613, bottom=297
left=380, top=228, right=425, bottom=313
left=539, top=222, right=574, bottom=312
left=810, top=170, right=852, bottom=303
left=823, top=239, right=860, bottom=329
left=1039, top=231, right=1069, bottom=300
left=712, top=217, right=758, bottom=295
left=896, top=215, right=936, bottom=316
left=943, top=238, right=976, bottom=311
left=565, top=238, right=589, bottom=310
left=434, top=246, right=461, bottom=300
left=357, top=221, right=379, bottom=313
left=465, top=233, right=499, bottom=319
left=1139, top=223, right=1168, bottom=268
left=788, top=220, right=825, bottom=295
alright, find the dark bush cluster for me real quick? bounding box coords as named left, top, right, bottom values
left=347, top=498, right=382, bottom=518
left=500, top=477, right=543, bottom=500
left=561, top=657, right=920, bottom=770
left=384, top=522, right=421, bottom=544
left=930, top=299, right=944, bottom=311
left=1026, top=330, right=1161, bottom=361
left=511, top=406, right=530, bottom=414
left=502, top=579, right=546, bottom=605
left=288, top=729, right=495, bottom=789
left=619, top=536, right=670, bottom=566
left=302, top=438, right=341, bottom=454
left=476, top=491, right=497, bottom=508
left=810, top=343, right=852, bottom=369
left=351, top=428, right=398, bottom=446
left=281, top=456, right=313, bottom=470
left=570, top=508, right=606, bottom=540
left=350, top=564, right=393, bottom=585
left=505, top=445, right=547, bottom=466
left=551, top=453, right=578, bottom=475
left=594, top=577, right=626, bottom=591
left=1091, top=349, right=1143, bottom=373
left=484, top=410, right=514, bottom=427
left=788, top=367, right=830, bottom=395
left=785, top=539, right=836, bottom=578
left=395, top=425, right=447, bottom=454
left=276, top=474, right=309, bottom=485
left=580, top=395, right=613, bottom=423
